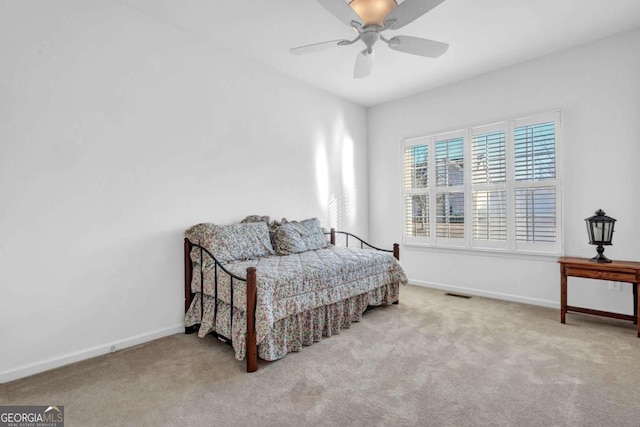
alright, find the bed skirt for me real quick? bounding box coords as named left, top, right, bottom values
left=259, top=281, right=399, bottom=361
left=186, top=281, right=399, bottom=362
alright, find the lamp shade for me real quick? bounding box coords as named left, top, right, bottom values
left=585, top=209, right=616, bottom=245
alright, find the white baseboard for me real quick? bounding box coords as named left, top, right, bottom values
left=1, top=324, right=184, bottom=384
left=0, top=284, right=559, bottom=384
left=409, top=279, right=559, bottom=309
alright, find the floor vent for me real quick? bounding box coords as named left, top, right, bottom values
left=445, top=292, right=471, bottom=299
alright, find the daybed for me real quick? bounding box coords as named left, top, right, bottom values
left=183, top=217, right=408, bottom=372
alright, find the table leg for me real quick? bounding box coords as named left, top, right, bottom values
left=634, top=282, right=638, bottom=326
left=635, top=281, right=639, bottom=337
left=561, top=267, right=567, bottom=324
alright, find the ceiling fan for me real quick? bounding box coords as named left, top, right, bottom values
left=290, top=0, right=449, bottom=78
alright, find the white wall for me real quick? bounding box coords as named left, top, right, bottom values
left=368, top=29, right=640, bottom=311
left=0, top=0, right=368, bottom=382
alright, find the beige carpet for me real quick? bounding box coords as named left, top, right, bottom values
left=3, top=285, right=640, bottom=426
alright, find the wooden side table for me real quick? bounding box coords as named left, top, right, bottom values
left=559, top=257, right=640, bottom=337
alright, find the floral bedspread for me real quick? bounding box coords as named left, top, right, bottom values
left=185, top=245, right=408, bottom=360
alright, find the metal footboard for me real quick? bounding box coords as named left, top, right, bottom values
left=325, top=228, right=400, bottom=260
left=183, top=238, right=257, bottom=372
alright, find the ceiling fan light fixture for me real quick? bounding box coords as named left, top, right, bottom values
left=348, top=0, right=398, bottom=27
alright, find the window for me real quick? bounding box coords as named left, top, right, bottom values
left=402, top=111, right=561, bottom=254
left=435, top=136, right=464, bottom=239
left=471, top=126, right=507, bottom=245
left=403, top=145, right=429, bottom=237
left=513, top=120, right=557, bottom=246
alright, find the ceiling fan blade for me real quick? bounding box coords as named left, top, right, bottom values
left=387, top=36, right=449, bottom=58
left=290, top=39, right=348, bottom=55
left=317, top=0, right=363, bottom=27
left=384, top=0, right=446, bottom=30
left=354, top=49, right=375, bottom=79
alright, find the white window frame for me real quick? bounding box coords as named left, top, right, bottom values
left=401, top=111, right=563, bottom=256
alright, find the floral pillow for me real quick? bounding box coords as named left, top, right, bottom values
left=272, top=218, right=327, bottom=255
left=240, top=214, right=281, bottom=242
left=185, top=222, right=274, bottom=263
left=240, top=215, right=270, bottom=225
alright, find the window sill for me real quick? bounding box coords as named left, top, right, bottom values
left=402, top=242, right=562, bottom=262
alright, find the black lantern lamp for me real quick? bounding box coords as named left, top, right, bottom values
left=585, top=209, right=616, bottom=263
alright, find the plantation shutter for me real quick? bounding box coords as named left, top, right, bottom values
left=515, top=187, right=556, bottom=242
left=513, top=121, right=557, bottom=243
left=404, top=194, right=429, bottom=237
left=404, top=144, right=428, bottom=188
left=473, top=190, right=507, bottom=241
left=401, top=111, right=560, bottom=253
left=403, top=142, right=431, bottom=239
left=435, top=137, right=464, bottom=239
left=471, top=130, right=507, bottom=243
left=514, top=122, right=556, bottom=181
left=471, top=131, right=506, bottom=185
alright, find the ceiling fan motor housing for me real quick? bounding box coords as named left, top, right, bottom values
left=361, top=27, right=381, bottom=52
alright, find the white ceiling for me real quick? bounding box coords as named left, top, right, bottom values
left=120, top=0, right=640, bottom=107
